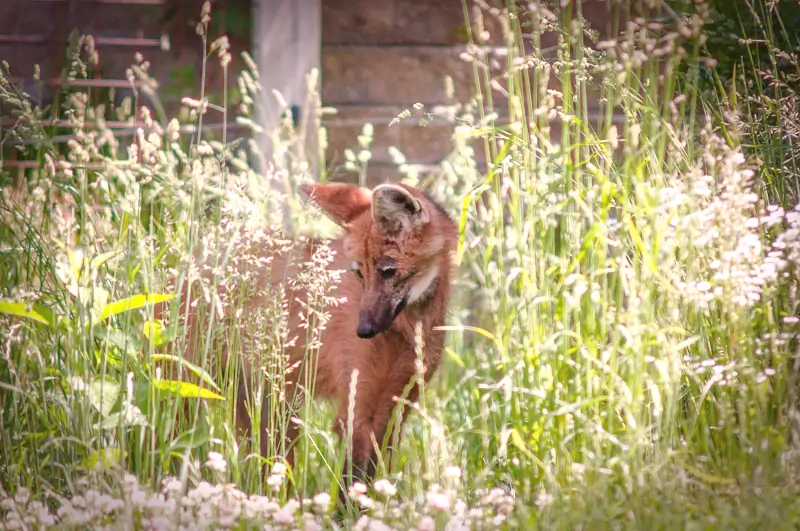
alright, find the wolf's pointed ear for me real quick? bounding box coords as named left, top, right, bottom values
left=301, top=182, right=372, bottom=227
left=371, top=184, right=430, bottom=235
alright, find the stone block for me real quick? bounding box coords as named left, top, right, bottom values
left=0, top=2, right=68, bottom=37
left=322, top=0, right=468, bottom=45
left=322, top=45, right=474, bottom=105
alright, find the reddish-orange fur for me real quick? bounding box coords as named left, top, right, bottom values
left=159, top=182, right=457, bottom=506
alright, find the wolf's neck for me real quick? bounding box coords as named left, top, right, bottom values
left=397, top=266, right=452, bottom=342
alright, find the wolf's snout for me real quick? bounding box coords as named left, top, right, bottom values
left=357, top=304, right=394, bottom=339
left=356, top=296, right=394, bottom=339
left=356, top=316, right=379, bottom=339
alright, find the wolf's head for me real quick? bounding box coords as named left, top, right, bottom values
left=301, top=182, right=456, bottom=339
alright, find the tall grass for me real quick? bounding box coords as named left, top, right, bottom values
left=1, top=0, right=799, bottom=529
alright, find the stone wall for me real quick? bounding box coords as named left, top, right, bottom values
left=1, top=0, right=623, bottom=182
left=0, top=0, right=248, bottom=119
left=320, top=0, right=621, bottom=186
left=321, top=0, right=473, bottom=184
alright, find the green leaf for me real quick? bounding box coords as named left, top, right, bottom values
left=98, top=404, right=150, bottom=430
left=68, top=376, right=121, bottom=417
left=99, top=294, right=174, bottom=321
left=32, top=304, right=59, bottom=328
left=150, top=354, right=221, bottom=392
left=90, top=378, right=121, bottom=417
left=0, top=300, right=51, bottom=325
left=165, top=430, right=214, bottom=454
left=154, top=380, right=225, bottom=400
left=94, top=326, right=142, bottom=360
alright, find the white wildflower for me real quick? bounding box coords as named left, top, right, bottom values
left=273, top=500, right=298, bottom=525
left=123, top=473, right=139, bottom=490
left=271, top=462, right=288, bottom=476
left=426, top=490, right=451, bottom=511
left=349, top=482, right=368, bottom=498
left=312, top=492, right=331, bottom=512
left=444, top=466, right=463, bottom=481
left=205, top=451, right=227, bottom=473
left=373, top=479, right=397, bottom=497
left=536, top=491, right=554, bottom=507
left=417, top=515, right=437, bottom=531
left=12, top=488, right=29, bottom=506
left=266, top=474, right=284, bottom=489
left=367, top=518, right=395, bottom=531
left=302, top=516, right=323, bottom=531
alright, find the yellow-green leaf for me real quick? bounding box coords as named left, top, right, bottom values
left=683, top=463, right=735, bottom=486
left=0, top=300, right=51, bottom=325
left=154, top=380, right=225, bottom=400
left=443, top=347, right=465, bottom=368
left=82, top=447, right=124, bottom=470
left=100, top=294, right=174, bottom=321
left=150, top=354, right=221, bottom=392
left=143, top=320, right=169, bottom=347
left=90, top=248, right=123, bottom=271
left=434, top=325, right=508, bottom=362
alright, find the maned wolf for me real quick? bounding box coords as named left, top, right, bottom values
left=165, top=181, right=458, bottom=506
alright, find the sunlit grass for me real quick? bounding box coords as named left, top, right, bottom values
left=1, top=0, right=799, bottom=529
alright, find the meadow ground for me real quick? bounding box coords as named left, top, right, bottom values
left=1, top=1, right=800, bottom=529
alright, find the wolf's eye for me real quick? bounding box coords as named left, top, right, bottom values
left=379, top=267, right=397, bottom=280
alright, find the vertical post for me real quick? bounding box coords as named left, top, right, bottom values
left=252, top=0, right=322, bottom=174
